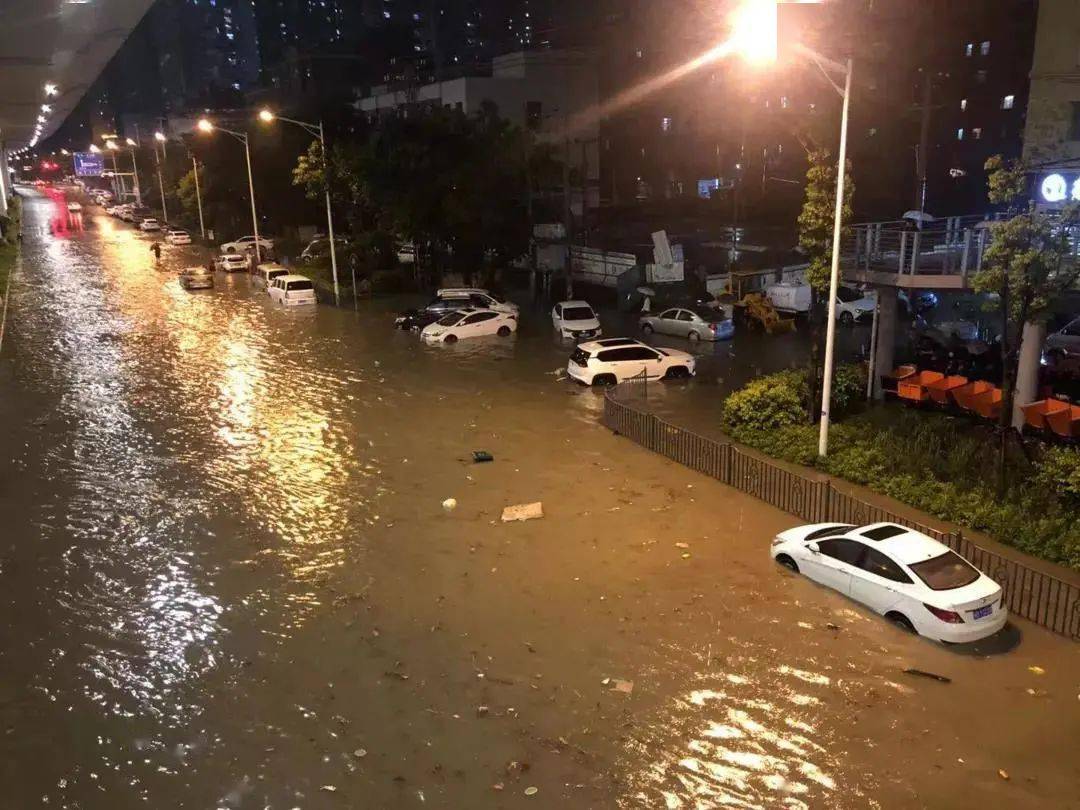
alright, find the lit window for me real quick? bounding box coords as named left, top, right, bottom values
left=960, top=98, right=967, bottom=111
left=972, top=127, right=982, bottom=140
left=981, top=41, right=991, bottom=56
left=661, top=116, right=672, bottom=132
left=957, top=128, right=964, bottom=141
left=780, top=96, right=789, bottom=109
left=965, top=43, right=974, bottom=57
left=1002, top=94, right=1015, bottom=110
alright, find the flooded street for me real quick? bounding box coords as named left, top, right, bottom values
left=1, top=190, right=1078, bottom=809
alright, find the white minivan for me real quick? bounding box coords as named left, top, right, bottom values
left=268, top=274, right=317, bottom=307
left=254, top=263, right=290, bottom=291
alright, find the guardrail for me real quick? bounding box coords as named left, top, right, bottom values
left=603, top=379, right=1080, bottom=641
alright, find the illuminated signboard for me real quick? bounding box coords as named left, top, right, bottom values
left=1038, top=172, right=1080, bottom=204
left=73, top=152, right=104, bottom=177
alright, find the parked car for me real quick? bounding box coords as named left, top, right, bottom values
left=139, top=218, right=162, bottom=232
left=220, top=235, right=273, bottom=254
left=426, top=288, right=518, bottom=317
left=268, top=274, right=317, bottom=306
left=165, top=228, right=192, bottom=245
left=1043, top=316, right=1080, bottom=367
left=640, top=307, right=735, bottom=342
left=771, top=522, right=1006, bottom=643
left=253, top=263, right=290, bottom=291
left=552, top=301, right=602, bottom=340
left=421, top=309, right=517, bottom=343
left=836, top=286, right=877, bottom=325
left=397, top=242, right=416, bottom=264
left=566, top=338, right=696, bottom=386
left=395, top=309, right=442, bottom=332
left=300, top=236, right=349, bottom=263
left=179, top=266, right=214, bottom=291
left=216, top=253, right=250, bottom=273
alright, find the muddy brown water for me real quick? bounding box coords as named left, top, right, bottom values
left=0, top=191, right=1078, bottom=809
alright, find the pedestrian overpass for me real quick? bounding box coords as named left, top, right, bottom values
left=0, top=0, right=155, bottom=214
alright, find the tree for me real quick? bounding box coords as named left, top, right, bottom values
left=975, top=155, right=1080, bottom=487
left=796, top=146, right=855, bottom=421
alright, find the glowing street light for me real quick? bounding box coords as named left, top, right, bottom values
left=198, top=118, right=263, bottom=262
left=88, top=144, right=101, bottom=153
left=126, top=138, right=137, bottom=147
left=44, top=83, right=58, bottom=97
left=729, top=0, right=778, bottom=64
left=105, top=140, right=119, bottom=151
left=258, top=108, right=341, bottom=305
left=154, top=131, right=167, bottom=141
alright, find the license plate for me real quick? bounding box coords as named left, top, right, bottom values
left=973, top=605, right=992, bottom=620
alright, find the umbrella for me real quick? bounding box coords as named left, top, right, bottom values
left=902, top=210, right=936, bottom=223
left=636, top=286, right=656, bottom=297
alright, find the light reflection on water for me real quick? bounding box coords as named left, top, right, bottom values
left=622, top=659, right=853, bottom=810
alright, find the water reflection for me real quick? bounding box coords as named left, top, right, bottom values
left=622, top=658, right=850, bottom=810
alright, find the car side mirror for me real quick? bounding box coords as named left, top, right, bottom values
left=807, top=542, right=820, bottom=554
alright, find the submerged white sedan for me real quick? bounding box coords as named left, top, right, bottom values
left=772, top=522, right=1006, bottom=643
left=421, top=309, right=517, bottom=343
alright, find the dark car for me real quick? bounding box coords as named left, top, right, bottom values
left=395, top=308, right=444, bottom=331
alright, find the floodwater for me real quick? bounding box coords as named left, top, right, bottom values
left=1, top=189, right=1078, bottom=809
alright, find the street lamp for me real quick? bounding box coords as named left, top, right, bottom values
left=731, top=0, right=853, bottom=458
left=258, top=108, right=340, bottom=304
left=198, top=118, right=263, bottom=263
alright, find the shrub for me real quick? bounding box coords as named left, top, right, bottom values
left=1035, top=447, right=1080, bottom=508
left=722, top=370, right=807, bottom=432
left=370, top=268, right=413, bottom=294
left=830, top=362, right=868, bottom=417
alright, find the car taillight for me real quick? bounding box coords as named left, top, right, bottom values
left=923, top=603, right=964, bottom=624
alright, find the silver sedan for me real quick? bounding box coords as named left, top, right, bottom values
left=639, top=307, right=735, bottom=342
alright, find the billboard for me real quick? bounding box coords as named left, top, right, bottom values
left=73, top=152, right=105, bottom=177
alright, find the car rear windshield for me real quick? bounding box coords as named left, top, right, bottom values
left=563, top=306, right=594, bottom=321
left=909, top=551, right=980, bottom=591
left=287, top=280, right=314, bottom=291
left=694, top=308, right=728, bottom=322
left=570, top=348, right=590, bottom=365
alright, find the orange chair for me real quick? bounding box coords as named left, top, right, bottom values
left=971, top=386, right=1003, bottom=420
left=897, top=371, right=945, bottom=403
left=1021, top=399, right=1071, bottom=432
left=926, top=375, right=968, bottom=406
left=1046, top=403, right=1080, bottom=440
left=892, top=364, right=918, bottom=381
left=951, top=380, right=995, bottom=412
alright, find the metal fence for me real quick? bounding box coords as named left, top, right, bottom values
left=603, top=380, right=1080, bottom=641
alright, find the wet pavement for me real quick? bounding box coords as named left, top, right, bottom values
left=1, top=189, right=1078, bottom=809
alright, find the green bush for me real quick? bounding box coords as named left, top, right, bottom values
left=370, top=268, right=413, bottom=294
left=722, top=370, right=807, bottom=432
left=1035, top=447, right=1080, bottom=508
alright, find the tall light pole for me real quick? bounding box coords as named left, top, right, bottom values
left=124, top=138, right=142, bottom=206
left=730, top=1, right=854, bottom=457
left=259, top=109, right=340, bottom=305
left=152, top=132, right=169, bottom=223
left=198, top=119, right=262, bottom=263
left=191, top=155, right=206, bottom=239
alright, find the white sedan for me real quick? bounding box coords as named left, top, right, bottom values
left=216, top=253, right=249, bottom=272
left=772, top=522, right=1006, bottom=643
left=139, top=218, right=162, bottom=231
left=421, top=309, right=517, bottom=343
left=165, top=229, right=192, bottom=245
left=220, top=235, right=273, bottom=254
left=552, top=300, right=602, bottom=340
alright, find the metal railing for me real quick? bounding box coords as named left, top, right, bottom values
left=603, top=379, right=1080, bottom=641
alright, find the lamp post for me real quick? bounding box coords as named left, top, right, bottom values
left=191, top=155, right=206, bottom=239
left=124, top=137, right=142, bottom=206
left=198, top=118, right=262, bottom=263
left=259, top=109, right=340, bottom=305
left=730, top=1, right=854, bottom=457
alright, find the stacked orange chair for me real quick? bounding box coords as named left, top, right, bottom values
left=926, top=375, right=969, bottom=406
left=897, top=371, right=945, bottom=403
left=971, top=386, right=1004, bottom=420
left=951, top=380, right=996, bottom=412
left=1021, top=399, right=1071, bottom=431
left=1046, top=403, right=1080, bottom=440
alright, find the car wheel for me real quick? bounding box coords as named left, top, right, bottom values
left=641, top=323, right=654, bottom=335
left=593, top=374, right=617, bottom=387
left=687, top=330, right=700, bottom=342
left=497, top=325, right=512, bottom=337
left=886, top=612, right=916, bottom=634
left=665, top=366, right=689, bottom=380
left=775, top=554, right=799, bottom=573
left=444, top=334, right=458, bottom=344
left=840, top=311, right=855, bottom=326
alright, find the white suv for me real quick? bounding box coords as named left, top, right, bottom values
left=268, top=274, right=317, bottom=306
left=430, top=288, right=518, bottom=316
left=567, top=338, right=696, bottom=386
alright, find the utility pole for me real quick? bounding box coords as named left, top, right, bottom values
left=563, top=133, right=573, bottom=299
left=915, top=70, right=933, bottom=212
left=191, top=155, right=205, bottom=239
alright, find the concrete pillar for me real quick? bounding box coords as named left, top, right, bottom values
left=873, top=286, right=899, bottom=400
left=1012, top=321, right=1046, bottom=429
